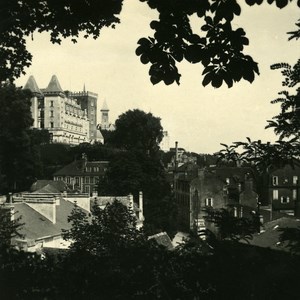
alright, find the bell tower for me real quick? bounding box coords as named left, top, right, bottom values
left=100, top=100, right=109, bottom=130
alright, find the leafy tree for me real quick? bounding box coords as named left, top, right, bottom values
left=63, top=200, right=146, bottom=256
left=0, top=0, right=298, bottom=87
left=216, top=55, right=300, bottom=173
left=111, top=109, right=163, bottom=156
left=0, top=83, right=35, bottom=192
left=99, top=150, right=177, bottom=235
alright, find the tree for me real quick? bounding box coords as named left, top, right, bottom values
left=111, top=109, right=163, bottom=156
left=99, top=150, right=177, bottom=235
left=63, top=201, right=146, bottom=256
left=216, top=52, right=300, bottom=173
left=0, top=0, right=298, bottom=87
left=0, top=83, right=35, bottom=193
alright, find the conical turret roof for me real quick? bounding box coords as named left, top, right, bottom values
left=45, top=75, right=64, bottom=93
left=23, top=75, right=42, bottom=95
left=101, top=99, right=109, bottom=111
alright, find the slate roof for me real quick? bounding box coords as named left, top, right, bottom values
left=30, top=180, right=68, bottom=193
left=14, top=199, right=85, bottom=241
left=244, top=217, right=300, bottom=253
left=101, top=99, right=109, bottom=111
left=44, top=75, right=64, bottom=93
left=148, top=232, right=174, bottom=250
left=209, top=166, right=254, bottom=183
left=53, top=160, right=109, bottom=176
left=23, top=75, right=43, bottom=95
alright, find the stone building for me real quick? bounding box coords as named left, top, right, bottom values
left=261, top=159, right=300, bottom=217
left=53, top=154, right=109, bottom=195
left=175, top=167, right=258, bottom=232
left=24, top=75, right=103, bottom=144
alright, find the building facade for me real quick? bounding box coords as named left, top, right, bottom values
left=262, top=160, right=300, bottom=217
left=24, top=75, right=103, bottom=144
left=175, top=166, right=258, bottom=232
left=53, top=154, right=109, bottom=195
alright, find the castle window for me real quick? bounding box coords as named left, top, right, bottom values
left=272, top=176, right=278, bottom=186
left=281, top=196, right=290, bottom=204
left=273, top=190, right=278, bottom=200
left=50, top=122, right=54, bottom=128
left=50, top=110, right=54, bottom=117
left=293, top=176, right=298, bottom=185
left=205, top=198, right=213, bottom=207
left=50, top=101, right=54, bottom=107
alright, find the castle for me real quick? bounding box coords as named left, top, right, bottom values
left=24, top=75, right=104, bottom=144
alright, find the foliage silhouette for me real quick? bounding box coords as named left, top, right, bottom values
left=0, top=0, right=298, bottom=87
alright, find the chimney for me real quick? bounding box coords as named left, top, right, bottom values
left=139, top=191, right=144, bottom=221
left=175, top=141, right=178, bottom=169
left=128, top=194, right=134, bottom=212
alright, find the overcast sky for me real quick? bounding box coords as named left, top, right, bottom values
left=16, top=1, right=299, bottom=154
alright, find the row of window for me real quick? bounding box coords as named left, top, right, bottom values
left=177, top=195, right=214, bottom=207
left=272, top=176, right=298, bottom=186
left=272, top=189, right=297, bottom=203
left=57, top=176, right=99, bottom=184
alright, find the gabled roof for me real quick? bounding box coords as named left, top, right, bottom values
left=53, top=160, right=109, bottom=176
left=44, top=75, right=64, bottom=93
left=14, top=199, right=85, bottom=241
left=23, top=75, right=43, bottom=95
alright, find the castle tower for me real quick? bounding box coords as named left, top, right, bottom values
left=100, top=100, right=109, bottom=130
left=69, top=87, right=98, bottom=142
left=23, top=75, right=43, bottom=128
left=43, top=75, right=66, bottom=142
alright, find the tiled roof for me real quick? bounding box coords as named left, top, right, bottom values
left=30, top=180, right=68, bottom=193
left=44, top=75, right=64, bottom=93
left=14, top=199, right=85, bottom=241
left=23, top=75, right=43, bottom=95
left=148, top=232, right=174, bottom=250
left=53, top=160, right=109, bottom=176
left=245, top=217, right=300, bottom=252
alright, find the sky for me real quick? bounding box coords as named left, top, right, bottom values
left=15, top=1, right=299, bottom=154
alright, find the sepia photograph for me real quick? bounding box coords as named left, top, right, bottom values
left=0, top=0, right=299, bottom=298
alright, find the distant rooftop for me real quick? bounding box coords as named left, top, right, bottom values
left=23, top=75, right=42, bottom=95
left=44, top=75, right=64, bottom=94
